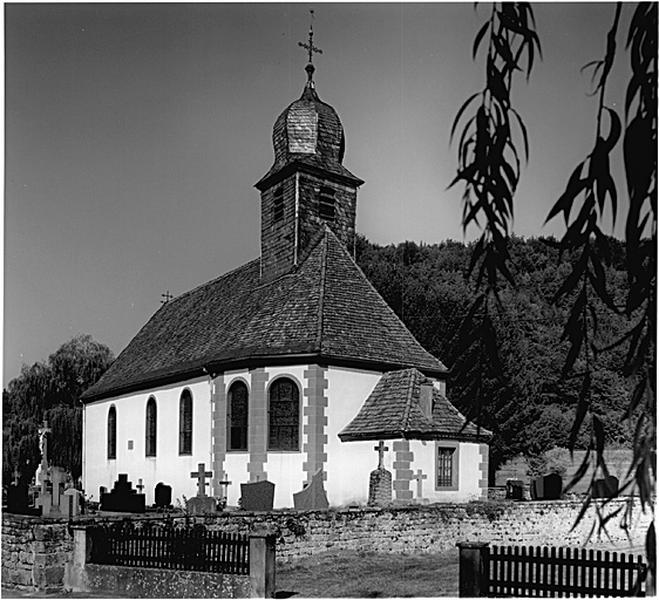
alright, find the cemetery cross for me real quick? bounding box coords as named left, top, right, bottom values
left=374, top=441, right=389, bottom=470
left=412, top=469, right=428, bottom=499
left=191, top=463, right=213, bottom=497
left=136, top=478, right=144, bottom=494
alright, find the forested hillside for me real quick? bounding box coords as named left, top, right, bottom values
left=355, top=235, right=634, bottom=475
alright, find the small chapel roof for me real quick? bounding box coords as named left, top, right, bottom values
left=338, top=368, right=492, bottom=443
left=82, top=228, right=446, bottom=402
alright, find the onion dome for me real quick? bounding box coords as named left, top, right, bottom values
left=256, top=69, right=363, bottom=190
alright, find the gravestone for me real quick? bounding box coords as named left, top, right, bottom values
left=506, top=479, right=524, bottom=500
left=186, top=463, right=216, bottom=515
left=7, top=483, right=29, bottom=514
left=155, top=482, right=172, bottom=508
left=530, top=474, right=562, bottom=500
left=368, top=441, right=392, bottom=507
left=293, top=469, right=329, bottom=510
left=61, top=488, right=82, bottom=517
left=412, top=469, right=428, bottom=502
left=100, top=474, right=146, bottom=512
left=240, top=480, right=275, bottom=511
left=593, top=475, right=619, bottom=498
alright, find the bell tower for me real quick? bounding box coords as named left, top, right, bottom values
left=255, top=14, right=364, bottom=281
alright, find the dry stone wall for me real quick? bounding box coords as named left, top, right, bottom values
left=2, top=514, right=72, bottom=591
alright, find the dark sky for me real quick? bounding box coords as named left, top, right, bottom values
left=4, top=3, right=631, bottom=384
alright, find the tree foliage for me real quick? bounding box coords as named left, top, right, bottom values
left=2, top=334, right=113, bottom=485
left=450, top=0, right=655, bottom=564
left=356, top=235, right=636, bottom=474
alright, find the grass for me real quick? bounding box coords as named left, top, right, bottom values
left=276, top=550, right=458, bottom=598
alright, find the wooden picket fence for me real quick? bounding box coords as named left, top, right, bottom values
left=488, top=545, right=647, bottom=597
left=89, top=523, right=249, bottom=574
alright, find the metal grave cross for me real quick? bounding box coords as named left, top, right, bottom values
left=374, top=441, right=389, bottom=470
left=298, top=10, right=323, bottom=65
left=412, top=469, right=428, bottom=499
left=136, top=478, right=144, bottom=494
left=218, top=479, right=232, bottom=499
left=191, top=463, right=213, bottom=497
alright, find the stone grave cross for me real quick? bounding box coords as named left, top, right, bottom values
left=136, top=478, right=144, bottom=494
left=413, top=469, right=428, bottom=499
left=218, top=478, right=232, bottom=499
left=191, top=463, right=213, bottom=497
left=374, top=441, right=389, bottom=470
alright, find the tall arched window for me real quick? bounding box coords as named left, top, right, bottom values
left=107, top=405, right=117, bottom=460
left=268, top=378, right=300, bottom=451
left=227, top=381, right=249, bottom=451
left=179, top=390, right=193, bottom=455
left=145, top=397, right=157, bottom=457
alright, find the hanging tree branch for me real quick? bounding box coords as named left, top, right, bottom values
left=450, top=2, right=540, bottom=428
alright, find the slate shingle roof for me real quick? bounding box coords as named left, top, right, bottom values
left=82, top=228, right=446, bottom=402
left=338, top=368, right=492, bottom=443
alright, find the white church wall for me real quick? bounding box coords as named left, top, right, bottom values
left=83, top=376, right=212, bottom=506
left=325, top=366, right=384, bottom=506
left=410, top=439, right=482, bottom=503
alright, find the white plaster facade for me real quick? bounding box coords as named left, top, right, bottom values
left=83, top=364, right=484, bottom=508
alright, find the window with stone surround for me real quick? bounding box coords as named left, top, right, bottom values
left=179, top=389, right=193, bottom=455
left=268, top=377, right=300, bottom=451
left=273, top=187, right=284, bottom=222
left=318, top=186, right=336, bottom=221
left=435, top=442, right=459, bottom=490
left=227, top=380, right=249, bottom=451
left=107, top=405, right=116, bottom=460
left=145, top=397, right=157, bottom=457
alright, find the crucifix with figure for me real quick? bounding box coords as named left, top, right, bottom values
left=191, top=463, right=213, bottom=497
left=374, top=441, right=389, bottom=470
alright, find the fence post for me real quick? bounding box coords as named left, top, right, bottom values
left=456, top=541, right=489, bottom=597
left=249, top=533, right=276, bottom=598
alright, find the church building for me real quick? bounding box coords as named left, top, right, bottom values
left=81, top=29, right=491, bottom=509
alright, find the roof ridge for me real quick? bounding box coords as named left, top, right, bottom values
left=400, top=369, right=416, bottom=431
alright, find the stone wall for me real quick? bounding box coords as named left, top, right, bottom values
left=78, top=564, right=251, bottom=598
left=1, top=514, right=72, bottom=591
left=180, top=497, right=651, bottom=562
left=2, top=497, right=651, bottom=592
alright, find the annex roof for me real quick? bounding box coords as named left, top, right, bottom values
left=82, top=228, right=446, bottom=402
left=338, top=368, right=492, bottom=443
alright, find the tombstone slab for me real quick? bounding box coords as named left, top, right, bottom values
left=186, top=495, right=217, bottom=515
left=593, top=475, right=619, bottom=498
left=368, top=468, right=392, bottom=507
left=61, top=488, right=82, bottom=518
left=240, top=480, right=275, bottom=511
left=293, top=469, right=329, bottom=511
left=100, top=474, right=145, bottom=513
left=155, top=482, right=172, bottom=508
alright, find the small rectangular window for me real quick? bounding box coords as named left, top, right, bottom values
left=436, top=444, right=459, bottom=490
left=318, top=187, right=336, bottom=221
left=273, top=188, right=284, bottom=222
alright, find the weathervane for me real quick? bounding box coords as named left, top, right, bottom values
left=298, top=10, right=323, bottom=85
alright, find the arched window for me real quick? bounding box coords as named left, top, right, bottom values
left=107, top=405, right=117, bottom=460
left=318, top=187, right=336, bottom=221
left=145, top=397, right=157, bottom=457
left=179, top=390, right=193, bottom=455
left=227, top=381, right=249, bottom=451
left=268, top=378, right=300, bottom=451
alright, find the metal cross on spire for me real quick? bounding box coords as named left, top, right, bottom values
left=298, top=10, right=323, bottom=84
